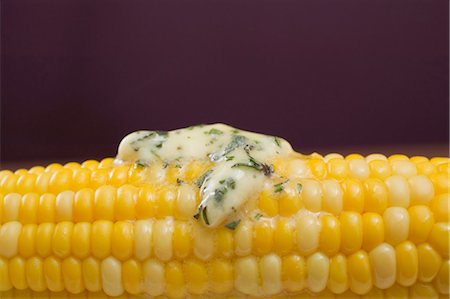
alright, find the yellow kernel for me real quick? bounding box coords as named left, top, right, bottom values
left=52, top=221, right=73, bottom=258
left=260, top=254, right=282, bottom=295
left=175, top=185, right=197, bottom=220
left=18, top=224, right=37, bottom=258
left=156, top=187, right=176, bottom=217
left=0, top=173, right=19, bottom=194
left=101, top=256, right=124, bottom=297
left=428, top=222, right=449, bottom=258
left=72, top=222, right=91, bottom=259
left=410, top=283, right=439, bottom=299
left=143, top=259, right=165, bottom=296
left=434, top=259, right=449, bottom=295
left=94, top=185, right=115, bottom=221
left=0, top=257, right=12, bottom=291
left=55, top=191, right=74, bottom=222
left=184, top=260, right=208, bottom=295
left=273, top=218, right=294, bottom=256
left=81, top=160, right=99, bottom=171
left=234, top=220, right=253, bottom=256
left=173, top=221, right=191, bottom=259
left=153, top=218, right=174, bottom=261
left=430, top=157, right=449, bottom=166
left=328, top=158, right=349, bottom=180
left=122, top=259, right=143, bottom=295
left=115, top=184, right=137, bottom=220
left=91, top=220, right=113, bottom=259
left=165, top=261, right=185, bottom=299
left=108, top=165, right=129, bottom=187
left=98, top=158, right=114, bottom=169
left=49, top=169, right=72, bottom=194
left=16, top=173, right=37, bottom=195
left=234, top=256, right=259, bottom=296
left=19, top=193, right=39, bottom=224
left=395, top=241, right=418, bottom=287
left=430, top=173, right=449, bottom=194
left=35, top=172, right=51, bottom=193
left=71, top=168, right=91, bottom=190
left=253, top=220, right=274, bottom=255
left=319, top=214, right=340, bottom=256
left=62, top=257, right=84, bottom=294
left=417, top=243, right=442, bottom=282
left=278, top=190, right=301, bottom=216
left=25, top=257, right=46, bottom=292
left=38, top=193, right=56, bottom=224
left=328, top=254, right=348, bottom=294
left=308, top=158, right=327, bottom=178
left=82, top=257, right=101, bottom=292
left=9, top=257, right=26, bottom=290
left=409, top=205, right=434, bottom=244
left=347, top=250, right=373, bottom=295
left=112, top=221, right=134, bottom=261
left=364, top=178, right=388, bottom=214
left=136, top=185, right=157, bottom=219
left=36, top=223, right=55, bottom=257
left=43, top=257, right=64, bottom=292
left=210, top=259, right=233, bottom=294
left=340, top=212, right=363, bottom=255
left=362, top=213, right=384, bottom=252
left=385, top=284, right=408, bottom=298
left=416, top=161, right=437, bottom=176
left=73, top=188, right=94, bottom=222
left=431, top=193, right=449, bottom=222
left=368, top=160, right=391, bottom=180
left=90, top=169, right=109, bottom=189
left=341, top=178, right=365, bottom=213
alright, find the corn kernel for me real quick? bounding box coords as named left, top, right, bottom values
left=49, top=169, right=72, bottom=194
left=115, top=184, right=137, bottom=221
left=72, top=222, right=91, bottom=259
left=319, top=214, right=340, bottom=256
left=62, top=257, right=84, bottom=294
left=253, top=220, right=274, bottom=255
left=52, top=221, right=73, bottom=258
left=9, top=257, right=26, bottom=290
left=328, top=254, right=348, bottom=294
left=91, top=220, right=113, bottom=259
left=395, top=241, right=418, bottom=287
left=300, top=179, right=322, bottom=213
left=25, top=257, right=46, bottom=292
left=434, top=259, right=449, bottom=295
left=431, top=193, right=449, bottom=222
left=38, top=193, right=56, bottom=224
left=384, top=207, right=409, bottom=246
left=73, top=189, right=94, bottom=222
left=234, top=256, right=259, bottom=296
left=43, top=257, right=64, bottom=292
left=112, top=221, right=134, bottom=261
left=385, top=176, right=410, bottom=208
left=55, top=191, right=74, bottom=222
left=101, top=256, right=124, bottom=297
left=273, top=218, right=294, bottom=256
left=136, top=185, right=156, bottom=219
left=347, top=250, right=373, bottom=295
left=122, top=259, right=143, bottom=295
left=82, top=258, right=101, bottom=292
left=142, top=259, right=165, bottom=296
left=368, top=160, right=391, bottom=180
left=369, top=243, right=396, bottom=289
left=322, top=179, right=343, bottom=215
left=2, top=193, right=21, bottom=222
left=94, top=185, right=115, bottom=221
left=364, top=178, right=388, bottom=214
left=428, top=222, right=449, bottom=258
left=409, top=205, right=434, bottom=244
left=36, top=223, right=55, bottom=257
left=306, top=252, right=329, bottom=293
left=417, top=243, right=442, bottom=282
left=260, top=254, right=282, bottom=295
left=341, top=178, right=365, bottom=213
left=210, top=259, right=233, bottom=294
left=0, top=221, right=22, bottom=258
left=362, top=213, right=384, bottom=251
left=391, top=160, right=417, bottom=178
left=184, top=260, right=208, bottom=295
left=173, top=221, right=191, bottom=259
left=0, top=257, right=12, bottom=291
left=340, top=212, right=363, bottom=255
left=296, top=213, right=320, bottom=256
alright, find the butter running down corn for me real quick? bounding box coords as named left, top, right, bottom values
left=0, top=124, right=448, bottom=298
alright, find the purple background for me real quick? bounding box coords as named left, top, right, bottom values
left=1, top=0, right=449, bottom=164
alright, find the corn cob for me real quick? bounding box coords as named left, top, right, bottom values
left=0, top=124, right=448, bottom=298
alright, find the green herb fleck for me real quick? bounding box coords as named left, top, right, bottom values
left=232, top=156, right=273, bottom=176
left=202, top=207, right=209, bottom=225
left=255, top=213, right=263, bottom=220
left=225, top=155, right=234, bottom=161
left=296, top=183, right=303, bottom=193
left=225, top=219, right=241, bottom=230
left=274, top=137, right=281, bottom=147
left=205, top=128, right=224, bottom=135
left=274, top=180, right=289, bottom=193
left=193, top=207, right=201, bottom=220
left=209, top=135, right=247, bottom=161
left=176, top=178, right=184, bottom=185
left=134, top=160, right=148, bottom=168
left=175, top=164, right=182, bottom=168
left=195, top=170, right=213, bottom=188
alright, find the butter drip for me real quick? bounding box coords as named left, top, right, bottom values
left=116, top=124, right=293, bottom=227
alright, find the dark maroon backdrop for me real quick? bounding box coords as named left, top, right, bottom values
left=1, top=0, right=449, bottom=164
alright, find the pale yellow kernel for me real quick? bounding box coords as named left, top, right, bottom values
left=133, top=220, right=153, bottom=261
left=349, top=158, right=370, bottom=180
left=234, top=220, right=253, bottom=256
left=369, top=243, right=396, bottom=289
left=2, top=193, right=21, bottom=222
left=142, top=259, right=165, bottom=297
left=391, top=160, right=417, bottom=178
left=322, top=179, right=343, bottom=215
left=306, top=252, right=329, bottom=293
left=0, top=221, right=22, bottom=258
left=408, top=175, right=435, bottom=206
left=101, top=256, right=124, bottom=297
left=260, top=254, right=282, bottom=295
left=82, top=257, right=101, bottom=292
left=175, top=185, right=197, bottom=220
left=384, top=207, right=409, bottom=246
left=385, top=175, right=410, bottom=208
left=153, top=218, right=173, bottom=261
left=296, top=213, right=321, bottom=256
left=300, top=179, right=322, bottom=212
left=234, top=256, right=259, bottom=296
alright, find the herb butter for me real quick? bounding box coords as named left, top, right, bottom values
left=116, top=124, right=293, bottom=227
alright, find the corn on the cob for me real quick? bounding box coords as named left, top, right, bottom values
left=0, top=124, right=448, bottom=298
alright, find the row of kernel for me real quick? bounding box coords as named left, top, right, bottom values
left=276, top=154, right=449, bottom=181
left=0, top=212, right=447, bottom=262
left=0, top=159, right=213, bottom=196
left=0, top=283, right=446, bottom=299
left=260, top=175, right=443, bottom=218
left=0, top=252, right=448, bottom=297
left=0, top=184, right=199, bottom=224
